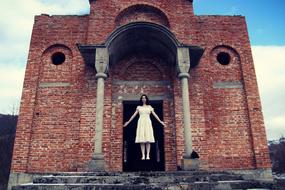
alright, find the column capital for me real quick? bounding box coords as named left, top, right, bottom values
left=95, top=47, right=109, bottom=74
left=178, top=72, right=190, bottom=79
left=177, top=47, right=190, bottom=74
left=95, top=73, right=108, bottom=79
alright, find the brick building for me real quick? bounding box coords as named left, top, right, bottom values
left=9, top=0, right=272, bottom=187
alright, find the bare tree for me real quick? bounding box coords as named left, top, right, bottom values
left=10, top=102, right=20, bottom=116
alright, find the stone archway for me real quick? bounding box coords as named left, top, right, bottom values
left=106, top=22, right=178, bottom=171
left=77, top=22, right=204, bottom=171
left=110, top=53, right=175, bottom=171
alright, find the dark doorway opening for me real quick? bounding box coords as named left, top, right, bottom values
left=123, top=100, right=165, bottom=172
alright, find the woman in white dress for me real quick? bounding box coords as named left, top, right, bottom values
left=124, top=94, right=165, bottom=160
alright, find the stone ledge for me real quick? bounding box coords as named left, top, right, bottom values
left=229, top=168, right=273, bottom=181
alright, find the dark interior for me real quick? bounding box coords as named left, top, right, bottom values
left=123, top=100, right=165, bottom=172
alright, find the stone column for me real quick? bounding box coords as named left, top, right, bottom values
left=88, top=47, right=109, bottom=171
left=177, top=47, right=198, bottom=170
left=178, top=72, right=192, bottom=156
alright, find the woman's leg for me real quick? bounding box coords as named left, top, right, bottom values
left=140, top=143, right=145, bottom=160
left=146, top=143, right=151, bottom=160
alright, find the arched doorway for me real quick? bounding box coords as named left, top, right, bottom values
left=77, top=22, right=204, bottom=171
left=109, top=53, right=175, bottom=171
left=123, top=100, right=165, bottom=171
left=107, top=22, right=178, bottom=171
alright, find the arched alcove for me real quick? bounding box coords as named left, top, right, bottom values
left=40, top=44, right=73, bottom=83
left=78, top=22, right=204, bottom=70
left=106, top=22, right=179, bottom=67
left=115, top=4, right=170, bottom=28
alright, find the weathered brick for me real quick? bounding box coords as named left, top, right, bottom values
left=10, top=0, right=271, bottom=174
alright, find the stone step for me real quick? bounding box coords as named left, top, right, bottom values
left=12, top=180, right=274, bottom=190
left=32, top=173, right=243, bottom=184
left=12, top=184, right=161, bottom=190
left=45, top=171, right=231, bottom=177
left=11, top=171, right=276, bottom=190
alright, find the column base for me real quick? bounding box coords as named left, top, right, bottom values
left=181, top=158, right=200, bottom=170
left=87, top=153, right=105, bottom=171
left=8, top=173, right=42, bottom=190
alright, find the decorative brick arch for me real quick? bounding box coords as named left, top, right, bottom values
left=40, top=44, right=73, bottom=83
left=79, top=22, right=203, bottom=69
left=42, top=44, right=73, bottom=57
left=210, top=45, right=241, bottom=66
left=104, top=22, right=179, bottom=69
left=117, top=55, right=165, bottom=81
left=115, top=4, right=170, bottom=28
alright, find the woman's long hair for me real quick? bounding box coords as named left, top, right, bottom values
left=139, top=94, right=150, bottom=105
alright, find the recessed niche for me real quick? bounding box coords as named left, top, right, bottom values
left=217, top=52, right=231, bottom=65
left=51, top=52, right=66, bottom=65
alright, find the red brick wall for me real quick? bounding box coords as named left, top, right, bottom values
left=87, top=0, right=194, bottom=44
left=11, top=15, right=89, bottom=172
left=11, top=0, right=271, bottom=173
left=190, top=16, right=271, bottom=169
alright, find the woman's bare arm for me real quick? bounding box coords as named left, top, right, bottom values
left=151, top=107, right=166, bottom=126
left=124, top=109, right=139, bottom=127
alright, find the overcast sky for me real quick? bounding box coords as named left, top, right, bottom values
left=0, top=0, right=284, bottom=140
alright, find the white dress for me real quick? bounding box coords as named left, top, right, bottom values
left=135, top=105, right=155, bottom=143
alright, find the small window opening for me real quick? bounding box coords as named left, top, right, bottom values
left=51, top=52, right=65, bottom=65
left=217, top=52, right=231, bottom=65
